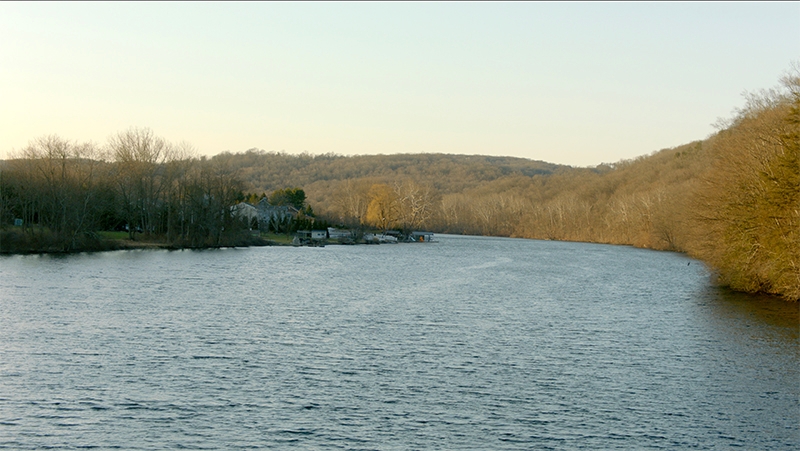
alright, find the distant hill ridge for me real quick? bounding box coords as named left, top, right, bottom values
left=218, top=150, right=566, bottom=194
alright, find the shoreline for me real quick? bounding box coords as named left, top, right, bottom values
left=0, top=233, right=282, bottom=255
left=0, top=234, right=436, bottom=255
left=1, top=234, right=795, bottom=302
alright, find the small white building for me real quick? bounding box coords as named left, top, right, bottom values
left=327, top=227, right=352, bottom=239
left=295, top=229, right=328, bottom=246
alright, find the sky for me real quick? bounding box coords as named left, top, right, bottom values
left=1, top=2, right=798, bottom=167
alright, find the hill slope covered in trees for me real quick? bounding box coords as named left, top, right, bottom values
left=219, top=73, right=799, bottom=300
left=2, top=73, right=797, bottom=299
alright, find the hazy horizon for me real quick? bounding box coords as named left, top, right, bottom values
left=1, top=2, right=798, bottom=167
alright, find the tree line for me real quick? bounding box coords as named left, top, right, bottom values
left=2, top=71, right=797, bottom=299
left=0, top=128, right=258, bottom=252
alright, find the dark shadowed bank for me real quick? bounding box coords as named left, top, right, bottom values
left=0, top=229, right=274, bottom=255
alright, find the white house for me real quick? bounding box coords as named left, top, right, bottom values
left=256, top=198, right=299, bottom=228
left=232, top=202, right=258, bottom=224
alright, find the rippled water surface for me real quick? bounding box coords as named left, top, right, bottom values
left=1, top=235, right=798, bottom=449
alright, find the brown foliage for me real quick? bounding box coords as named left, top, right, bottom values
left=688, top=73, right=799, bottom=300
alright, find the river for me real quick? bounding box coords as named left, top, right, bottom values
left=1, top=234, right=797, bottom=449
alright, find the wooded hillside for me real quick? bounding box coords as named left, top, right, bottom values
left=2, top=73, right=797, bottom=299
left=217, top=72, right=799, bottom=300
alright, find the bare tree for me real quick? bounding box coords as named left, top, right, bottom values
left=6, top=135, right=103, bottom=250
left=333, top=179, right=372, bottom=227
left=107, top=127, right=173, bottom=239
left=393, top=179, right=436, bottom=232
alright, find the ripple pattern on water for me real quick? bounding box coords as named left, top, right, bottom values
left=1, top=236, right=798, bottom=449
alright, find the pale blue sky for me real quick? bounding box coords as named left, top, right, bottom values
left=1, top=2, right=797, bottom=166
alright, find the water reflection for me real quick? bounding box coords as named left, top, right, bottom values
left=701, top=285, right=799, bottom=342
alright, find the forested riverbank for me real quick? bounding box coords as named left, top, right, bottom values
left=1, top=72, right=798, bottom=300
left=0, top=128, right=268, bottom=254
